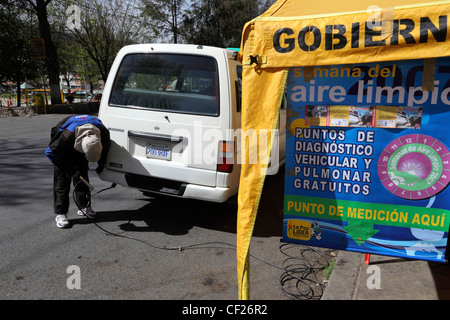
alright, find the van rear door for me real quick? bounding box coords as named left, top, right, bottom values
left=100, top=45, right=230, bottom=189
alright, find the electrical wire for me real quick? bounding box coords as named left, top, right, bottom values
left=278, top=243, right=335, bottom=300
left=73, top=181, right=246, bottom=252
left=73, top=180, right=333, bottom=299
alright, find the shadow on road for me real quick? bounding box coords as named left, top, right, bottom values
left=71, top=168, right=285, bottom=238
left=429, top=261, right=450, bottom=299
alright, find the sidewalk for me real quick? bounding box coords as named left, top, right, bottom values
left=322, top=250, right=450, bottom=300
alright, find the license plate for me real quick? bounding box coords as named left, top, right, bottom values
left=146, top=143, right=171, bottom=160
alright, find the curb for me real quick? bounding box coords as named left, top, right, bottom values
left=321, top=250, right=363, bottom=300
left=0, top=102, right=99, bottom=118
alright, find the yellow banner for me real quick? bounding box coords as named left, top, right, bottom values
left=236, top=0, right=450, bottom=300
left=242, top=3, right=450, bottom=67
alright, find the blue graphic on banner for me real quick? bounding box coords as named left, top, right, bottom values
left=283, top=58, right=450, bottom=263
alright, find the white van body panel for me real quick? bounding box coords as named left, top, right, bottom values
left=98, top=44, right=284, bottom=203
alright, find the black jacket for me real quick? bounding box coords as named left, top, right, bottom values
left=45, top=115, right=110, bottom=176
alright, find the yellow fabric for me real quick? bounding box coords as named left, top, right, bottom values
left=260, top=0, right=443, bottom=17
left=236, top=65, right=287, bottom=299
left=236, top=0, right=450, bottom=300
left=242, top=1, right=450, bottom=68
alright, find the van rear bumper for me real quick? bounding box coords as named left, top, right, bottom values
left=99, top=169, right=233, bottom=203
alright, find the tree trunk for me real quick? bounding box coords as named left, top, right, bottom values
left=15, top=75, right=21, bottom=107
left=35, top=0, right=62, bottom=105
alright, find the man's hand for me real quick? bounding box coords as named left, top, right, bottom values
left=72, top=170, right=80, bottom=178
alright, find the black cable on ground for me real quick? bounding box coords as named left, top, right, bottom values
left=73, top=181, right=333, bottom=299
left=278, top=243, right=334, bottom=300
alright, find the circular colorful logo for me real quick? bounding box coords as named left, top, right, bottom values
left=378, top=134, right=450, bottom=200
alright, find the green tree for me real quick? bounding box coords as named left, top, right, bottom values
left=56, top=34, right=82, bottom=89
left=47, top=1, right=102, bottom=96
left=181, top=0, right=264, bottom=48
left=25, top=0, right=62, bottom=104
left=64, top=0, right=146, bottom=82
left=0, top=0, right=39, bottom=106
left=140, top=0, right=186, bottom=43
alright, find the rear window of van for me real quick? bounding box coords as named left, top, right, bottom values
left=109, top=53, right=220, bottom=116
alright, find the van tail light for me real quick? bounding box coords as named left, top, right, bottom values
left=217, top=141, right=234, bottom=173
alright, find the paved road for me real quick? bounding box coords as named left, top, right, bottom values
left=0, top=114, right=290, bottom=301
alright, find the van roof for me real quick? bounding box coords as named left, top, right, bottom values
left=119, top=43, right=235, bottom=54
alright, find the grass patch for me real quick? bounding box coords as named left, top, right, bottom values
left=321, top=258, right=336, bottom=280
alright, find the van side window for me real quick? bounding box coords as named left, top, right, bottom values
left=109, top=53, right=220, bottom=116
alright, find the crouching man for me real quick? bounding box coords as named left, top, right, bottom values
left=45, top=115, right=110, bottom=228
